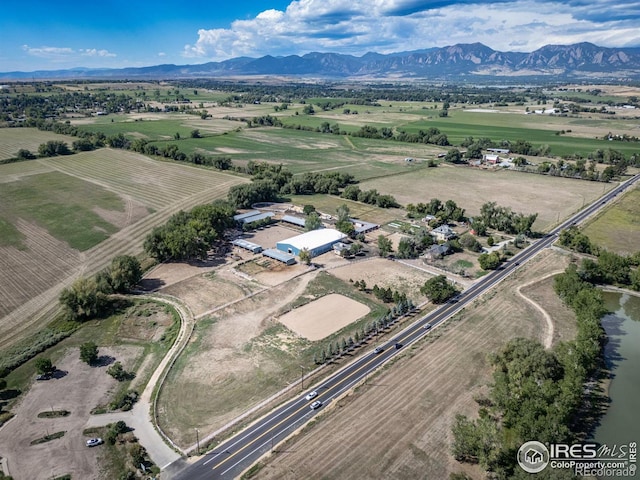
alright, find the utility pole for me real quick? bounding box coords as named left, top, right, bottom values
left=300, top=365, right=305, bottom=390
left=195, top=428, right=200, bottom=456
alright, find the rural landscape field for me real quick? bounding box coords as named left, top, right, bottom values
left=0, top=76, right=639, bottom=480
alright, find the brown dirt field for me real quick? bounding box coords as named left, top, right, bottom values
left=161, top=268, right=266, bottom=317
left=252, top=249, right=578, bottom=480
left=0, top=346, right=140, bottom=480
left=330, top=257, right=432, bottom=304
left=278, top=293, right=371, bottom=341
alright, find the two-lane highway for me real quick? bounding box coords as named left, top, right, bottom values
left=171, top=174, right=639, bottom=479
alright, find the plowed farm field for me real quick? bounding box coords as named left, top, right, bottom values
left=0, top=150, right=247, bottom=350
left=254, top=249, right=576, bottom=480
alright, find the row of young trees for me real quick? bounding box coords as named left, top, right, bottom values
left=312, top=297, right=416, bottom=365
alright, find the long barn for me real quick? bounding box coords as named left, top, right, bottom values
left=276, top=229, right=346, bottom=258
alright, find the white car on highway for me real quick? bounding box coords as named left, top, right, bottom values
left=305, top=391, right=318, bottom=401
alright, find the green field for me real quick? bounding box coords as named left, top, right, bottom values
left=153, top=126, right=433, bottom=179
left=582, top=186, right=640, bottom=255
left=0, top=170, right=123, bottom=250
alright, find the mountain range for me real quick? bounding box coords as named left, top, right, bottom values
left=3, top=42, right=640, bottom=81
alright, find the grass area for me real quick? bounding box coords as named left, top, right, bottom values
left=288, top=194, right=402, bottom=225
left=0, top=217, right=26, bottom=249
left=0, top=170, right=123, bottom=250
left=400, top=110, right=640, bottom=158
left=582, top=186, right=640, bottom=255
left=77, top=117, right=202, bottom=140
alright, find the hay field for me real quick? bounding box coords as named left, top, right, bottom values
left=582, top=185, right=640, bottom=255
left=278, top=294, right=370, bottom=341
left=0, top=128, right=78, bottom=161
left=254, top=249, right=576, bottom=480
left=360, top=164, right=616, bottom=231
left=0, top=150, right=247, bottom=349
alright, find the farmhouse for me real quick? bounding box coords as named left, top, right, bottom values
left=431, top=225, right=457, bottom=241
left=276, top=228, right=346, bottom=258
left=484, top=154, right=500, bottom=164
left=423, top=243, right=451, bottom=260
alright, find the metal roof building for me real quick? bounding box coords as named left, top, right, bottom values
left=262, top=249, right=297, bottom=265
left=350, top=218, right=379, bottom=234
left=233, top=210, right=261, bottom=222
left=276, top=228, right=346, bottom=258
left=239, top=212, right=274, bottom=224
left=232, top=239, right=263, bottom=254
left=281, top=214, right=307, bottom=228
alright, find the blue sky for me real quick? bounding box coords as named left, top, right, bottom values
left=1, top=0, right=639, bottom=71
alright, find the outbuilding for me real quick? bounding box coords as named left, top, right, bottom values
left=276, top=228, right=346, bottom=258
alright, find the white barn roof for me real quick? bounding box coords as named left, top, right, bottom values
left=280, top=229, right=346, bottom=251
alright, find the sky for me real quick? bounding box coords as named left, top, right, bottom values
left=1, top=0, right=639, bottom=72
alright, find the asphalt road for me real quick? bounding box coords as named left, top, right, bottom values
left=170, top=174, right=639, bottom=480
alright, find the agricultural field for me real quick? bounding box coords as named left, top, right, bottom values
left=253, top=249, right=577, bottom=480
left=142, top=124, right=436, bottom=179
left=0, top=128, right=77, bottom=160
left=582, top=185, right=640, bottom=255
left=359, top=164, right=617, bottom=231
left=0, top=150, right=247, bottom=350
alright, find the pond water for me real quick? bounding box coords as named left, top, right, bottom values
left=591, top=291, right=640, bottom=479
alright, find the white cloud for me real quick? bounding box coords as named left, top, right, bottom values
left=183, top=0, right=640, bottom=60
left=22, top=45, right=75, bottom=58
left=80, top=48, right=116, bottom=57
left=23, top=45, right=116, bottom=61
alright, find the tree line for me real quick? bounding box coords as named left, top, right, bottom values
left=143, top=201, right=235, bottom=262
left=450, top=244, right=618, bottom=478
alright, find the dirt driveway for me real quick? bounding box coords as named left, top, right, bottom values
left=0, top=346, right=134, bottom=480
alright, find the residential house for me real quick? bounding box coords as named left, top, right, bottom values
left=431, top=225, right=457, bottom=241
left=423, top=243, right=451, bottom=260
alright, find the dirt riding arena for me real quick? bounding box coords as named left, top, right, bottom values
left=278, top=293, right=371, bottom=341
